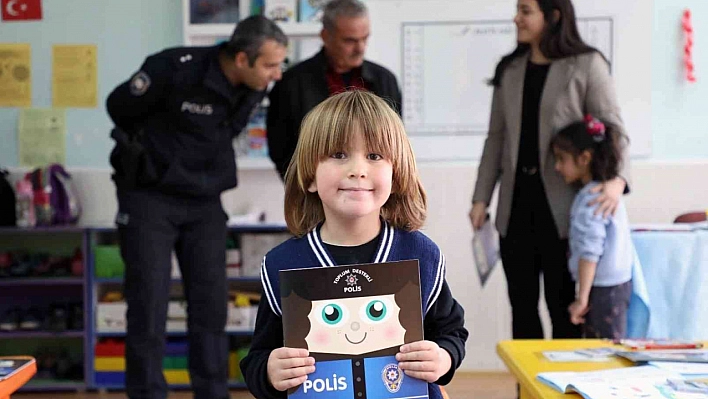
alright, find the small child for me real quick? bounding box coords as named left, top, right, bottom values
left=551, top=115, right=633, bottom=339
left=240, top=90, right=468, bottom=399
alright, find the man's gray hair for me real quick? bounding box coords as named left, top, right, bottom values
left=322, top=0, right=368, bottom=32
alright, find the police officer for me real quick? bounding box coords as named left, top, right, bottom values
left=106, top=16, right=287, bottom=399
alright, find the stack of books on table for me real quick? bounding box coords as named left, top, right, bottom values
left=539, top=340, right=708, bottom=398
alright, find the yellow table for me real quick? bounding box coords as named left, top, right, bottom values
left=496, top=339, right=633, bottom=399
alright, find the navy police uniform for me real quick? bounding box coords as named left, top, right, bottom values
left=106, top=44, right=265, bottom=399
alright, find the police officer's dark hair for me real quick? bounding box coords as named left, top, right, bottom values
left=322, top=0, right=368, bottom=32
left=224, top=15, right=288, bottom=66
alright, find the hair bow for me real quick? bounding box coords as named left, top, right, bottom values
left=584, top=114, right=605, bottom=142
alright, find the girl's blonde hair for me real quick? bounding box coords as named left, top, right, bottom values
left=283, top=90, right=426, bottom=237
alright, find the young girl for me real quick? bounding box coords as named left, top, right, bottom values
left=240, top=90, right=468, bottom=399
left=551, top=115, right=633, bottom=339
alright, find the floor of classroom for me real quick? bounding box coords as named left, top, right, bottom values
left=15, top=372, right=517, bottom=398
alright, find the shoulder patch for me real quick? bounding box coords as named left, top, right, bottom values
left=129, top=71, right=151, bottom=96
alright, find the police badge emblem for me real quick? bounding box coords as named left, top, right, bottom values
left=381, top=363, right=404, bottom=393
left=129, top=71, right=151, bottom=96
left=345, top=274, right=358, bottom=286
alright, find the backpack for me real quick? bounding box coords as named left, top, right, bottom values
left=26, top=164, right=81, bottom=225
left=0, top=168, right=16, bottom=227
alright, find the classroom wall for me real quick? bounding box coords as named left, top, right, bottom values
left=2, top=0, right=708, bottom=167
left=365, top=0, right=655, bottom=159
left=2, top=0, right=708, bottom=373
left=651, top=0, right=708, bottom=160
left=0, top=0, right=183, bottom=167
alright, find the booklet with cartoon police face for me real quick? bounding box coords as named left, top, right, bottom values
left=280, top=260, right=429, bottom=399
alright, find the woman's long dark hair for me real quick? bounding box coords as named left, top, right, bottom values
left=489, top=0, right=600, bottom=86
left=550, top=118, right=625, bottom=182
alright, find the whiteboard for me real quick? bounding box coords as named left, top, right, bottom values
left=402, top=17, right=613, bottom=136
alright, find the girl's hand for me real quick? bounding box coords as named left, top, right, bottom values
left=396, top=340, right=451, bottom=383
left=267, top=347, right=316, bottom=392
left=469, top=202, right=488, bottom=230
left=568, top=299, right=590, bottom=325
left=588, top=177, right=626, bottom=217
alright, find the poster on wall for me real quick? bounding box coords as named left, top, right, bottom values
left=280, top=260, right=429, bottom=399
left=18, top=108, right=66, bottom=167
left=189, top=0, right=240, bottom=24
left=52, top=44, right=98, bottom=108
left=0, top=43, right=32, bottom=107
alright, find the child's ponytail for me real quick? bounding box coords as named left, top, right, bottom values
left=586, top=116, right=622, bottom=181
left=551, top=114, right=627, bottom=182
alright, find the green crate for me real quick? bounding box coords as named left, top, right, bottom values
left=94, top=245, right=124, bottom=278
left=163, top=356, right=188, bottom=370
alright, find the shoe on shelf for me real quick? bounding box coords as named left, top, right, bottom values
left=35, top=348, right=57, bottom=379
left=10, top=253, right=33, bottom=277
left=50, top=257, right=71, bottom=276
left=46, top=304, right=68, bottom=332
left=0, top=307, right=21, bottom=331
left=0, top=251, right=12, bottom=267
left=0, top=251, right=12, bottom=277
left=54, top=350, right=72, bottom=379
left=69, top=302, right=84, bottom=331
left=19, top=306, right=44, bottom=330
left=71, top=248, right=84, bottom=277
left=33, top=254, right=53, bottom=276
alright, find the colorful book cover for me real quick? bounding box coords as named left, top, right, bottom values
left=616, top=350, right=708, bottom=364
left=246, top=105, right=268, bottom=157
left=189, top=0, right=241, bottom=24
left=264, top=0, right=296, bottom=22
left=280, top=260, right=429, bottom=399
left=251, top=0, right=265, bottom=16
left=298, top=0, right=327, bottom=22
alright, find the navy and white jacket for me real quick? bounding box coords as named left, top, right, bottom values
left=240, top=221, right=468, bottom=399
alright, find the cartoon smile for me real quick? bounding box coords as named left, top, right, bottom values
left=345, top=332, right=367, bottom=344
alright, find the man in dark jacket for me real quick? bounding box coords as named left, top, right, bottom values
left=266, top=0, right=402, bottom=179
left=106, top=16, right=287, bottom=399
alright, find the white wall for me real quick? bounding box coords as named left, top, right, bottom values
left=0, top=0, right=183, bottom=168
left=652, top=0, right=708, bottom=159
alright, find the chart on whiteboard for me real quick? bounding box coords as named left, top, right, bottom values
left=402, top=18, right=613, bottom=136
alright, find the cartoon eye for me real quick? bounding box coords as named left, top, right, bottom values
left=322, top=304, right=344, bottom=325
left=366, top=300, right=386, bottom=321
left=360, top=298, right=392, bottom=323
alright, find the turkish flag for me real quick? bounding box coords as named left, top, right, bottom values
left=1, top=0, right=42, bottom=21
